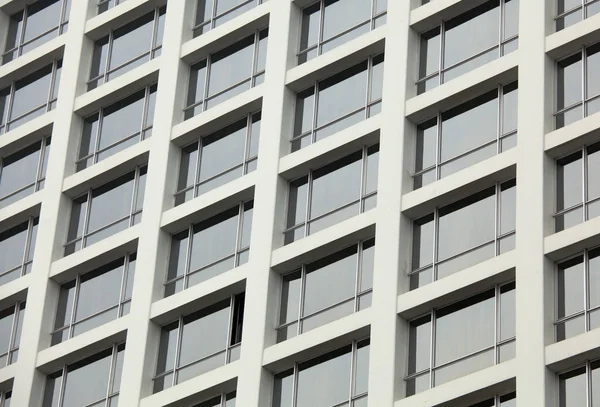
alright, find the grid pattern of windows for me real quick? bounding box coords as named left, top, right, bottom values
left=176, top=112, right=261, bottom=205
left=166, top=201, right=253, bottom=296
left=406, top=283, right=515, bottom=395
left=297, top=0, right=387, bottom=64
left=414, top=83, right=518, bottom=189
left=193, top=0, right=264, bottom=37
left=0, top=217, right=38, bottom=287
left=277, top=238, right=374, bottom=342
left=417, top=0, right=519, bottom=94
left=0, top=301, right=25, bottom=368
left=559, top=360, right=600, bottom=407
left=292, top=54, right=383, bottom=151
left=556, top=0, right=600, bottom=31
left=273, top=339, right=370, bottom=407
left=51, top=254, right=136, bottom=345
left=88, top=7, right=165, bottom=90
left=153, top=294, right=245, bottom=392
left=1, top=0, right=70, bottom=65
left=410, top=180, right=516, bottom=289
left=184, top=29, right=268, bottom=119
left=77, top=84, right=156, bottom=171
left=0, top=136, right=50, bottom=208
left=0, top=60, right=62, bottom=134
left=65, top=166, right=147, bottom=255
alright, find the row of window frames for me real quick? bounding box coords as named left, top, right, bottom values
left=0, top=60, right=62, bottom=135
left=0, top=301, right=25, bottom=369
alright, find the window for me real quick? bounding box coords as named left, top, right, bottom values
left=166, top=200, right=253, bottom=296
left=2, top=0, right=69, bottom=64
left=65, top=166, right=147, bottom=255
left=88, top=7, right=165, bottom=90
left=42, top=343, right=125, bottom=407
left=555, top=141, right=600, bottom=231
left=556, top=247, right=600, bottom=341
left=184, top=29, right=268, bottom=119
left=277, top=238, right=374, bottom=342
left=153, top=294, right=245, bottom=392
left=98, top=0, right=126, bottom=14
left=77, top=85, right=156, bottom=171
left=193, top=0, right=264, bottom=37
left=292, top=54, right=383, bottom=151
left=411, top=179, right=516, bottom=289
left=0, top=136, right=51, bottom=208
left=556, top=43, right=600, bottom=129
left=0, top=217, right=38, bottom=287
left=0, top=391, right=10, bottom=407
left=285, top=144, right=379, bottom=244
left=467, top=393, right=516, bottom=407
left=559, top=360, right=600, bottom=407
left=51, top=253, right=136, bottom=345
left=406, top=283, right=515, bottom=396
left=193, top=392, right=237, bottom=407
left=297, top=0, right=386, bottom=64
left=0, top=60, right=62, bottom=134
left=556, top=0, right=600, bottom=31
left=417, top=0, right=519, bottom=94
left=273, top=339, right=370, bottom=407
left=414, top=83, right=517, bottom=189
left=0, top=301, right=25, bottom=368
left=175, top=112, right=261, bottom=206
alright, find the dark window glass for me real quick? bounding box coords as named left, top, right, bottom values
left=0, top=217, right=38, bottom=287
left=153, top=294, right=244, bottom=392
left=406, top=283, right=515, bottom=395
left=556, top=0, right=600, bottom=31
left=277, top=238, right=374, bottom=341
left=184, top=29, right=267, bottom=119
left=175, top=112, right=260, bottom=205
left=0, top=302, right=25, bottom=367
left=88, top=7, right=165, bottom=90
left=191, top=392, right=237, bottom=407
left=417, top=0, right=518, bottom=94
left=0, top=60, right=62, bottom=134
left=467, top=392, right=516, bottom=407
left=410, top=180, right=516, bottom=288
left=292, top=54, right=383, bottom=151
left=65, top=166, right=147, bottom=255
left=165, top=201, right=253, bottom=296
left=285, top=145, right=378, bottom=244
left=98, top=0, right=126, bottom=14
left=193, top=0, right=263, bottom=37
left=2, top=0, right=69, bottom=64
left=0, top=137, right=51, bottom=208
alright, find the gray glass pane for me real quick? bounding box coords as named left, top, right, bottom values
left=436, top=241, right=496, bottom=279
left=588, top=143, right=600, bottom=200
left=558, top=256, right=584, bottom=319
left=360, top=240, right=374, bottom=291
left=316, top=63, right=367, bottom=127
left=255, top=30, right=268, bottom=74
left=443, top=46, right=498, bottom=84
left=293, top=89, right=315, bottom=137
left=156, top=324, right=178, bottom=375
left=557, top=151, right=583, bottom=211
left=419, top=28, right=440, bottom=79
left=23, top=1, right=62, bottom=43
left=42, top=374, right=62, bottom=407
left=309, top=202, right=359, bottom=234
left=87, top=175, right=134, bottom=233
left=406, top=372, right=430, bottom=396
left=500, top=283, right=515, bottom=340
left=287, top=176, right=308, bottom=228
left=439, top=143, right=496, bottom=179
left=279, top=271, right=301, bottom=325
left=195, top=0, right=213, bottom=26
left=557, top=314, right=585, bottom=341
left=0, top=306, right=15, bottom=353
left=302, top=300, right=354, bottom=333
left=559, top=367, right=587, bottom=407
left=179, top=302, right=230, bottom=366
left=0, top=142, right=41, bottom=199
left=167, top=231, right=188, bottom=281
left=415, top=119, right=437, bottom=176
left=4, top=13, right=23, bottom=54
left=321, top=24, right=368, bottom=56
left=273, top=370, right=294, bottom=407
left=557, top=53, right=583, bottom=111
left=199, top=121, right=246, bottom=182
left=187, top=256, right=235, bottom=288
left=322, top=0, right=371, bottom=41
left=502, top=84, right=518, bottom=134
left=588, top=45, right=600, bottom=98
left=500, top=181, right=516, bottom=234
left=300, top=4, right=320, bottom=52
left=592, top=361, right=600, bottom=407
left=177, top=351, right=224, bottom=383
left=434, top=348, right=494, bottom=386
left=296, top=348, right=352, bottom=407
left=11, top=65, right=52, bottom=120
left=354, top=341, right=370, bottom=395
left=590, top=249, right=600, bottom=309
left=208, top=36, right=254, bottom=97
left=408, top=316, right=431, bottom=374
left=365, top=147, right=379, bottom=194
left=503, top=0, right=519, bottom=39
left=111, top=347, right=125, bottom=393
left=75, top=265, right=122, bottom=322
left=412, top=215, right=434, bottom=270
left=0, top=222, right=28, bottom=274
left=53, top=281, right=75, bottom=333
left=248, top=113, right=261, bottom=158
left=187, top=60, right=208, bottom=109
left=240, top=202, right=253, bottom=248
left=189, top=208, right=239, bottom=271
left=62, top=352, right=112, bottom=406
left=177, top=143, right=198, bottom=194
left=370, top=56, right=384, bottom=102
left=109, top=13, right=154, bottom=70
left=98, top=91, right=145, bottom=150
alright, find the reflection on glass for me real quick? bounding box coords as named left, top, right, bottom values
left=193, top=0, right=264, bottom=37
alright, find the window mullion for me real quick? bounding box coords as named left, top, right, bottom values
left=128, top=166, right=141, bottom=226
left=81, top=188, right=93, bottom=248
left=139, top=86, right=150, bottom=139
left=46, top=61, right=58, bottom=110
left=439, top=21, right=446, bottom=85
left=250, top=30, right=259, bottom=84
left=173, top=316, right=185, bottom=386
left=68, top=274, right=82, bottom=338
left=242, top=113, right=252, bottom=172
left=432, top=208, right=439, bottom=281
left=35, top=138, right=47, bottom=189
left=104, top=344, right=119, bottom=404
left=6, top=82, right=17, bottom=126
left=348, top=340, right=357, bottom=403
left=150, top=8, right=159, bottom=53
left=59, top=0, right=69, bottom=33
left=57, top=365, right=68, bottom=407
left=318, top=0, right=325, bottom=56
left=585, top=249, right=591, bottom=333
left=291, top=363, right=299, bottom=407
left=582, top=47, right=587, bottom=119
left=497, top=85, right=503, bottom=153
left=494, top=284, right=500, bottom=364
left=5, top=303, right=19, bottom=366
left=210, top=0, right=219, bottom=28
left=183, top=224, right=194, bottom=290
left=364, top=55, right=373, bottom=119
left=202, top=56, right=212, bottom=111
left=429, top=310, right=436, bottom=389
left=435, top=112, right=442, bottom=181
left=225, top=295, right=235, bottom=362
left=104, top=31, right=115, bottom=83
left=18, top=8, right=28, bottom=56
left=499, top=0, right=505, bottom=56
left=117, top=254, right=129, bottom=316
left=297, top=265, right=307, bottom=336
left=354, top=241, right=363, bottom=312
left=311, top=82, right=319, bottom=145
left=495, top=182, right=500, bottom=255
left=583, top=145, right=589, bottom=222
left=20, top=217, right=34, bottom=275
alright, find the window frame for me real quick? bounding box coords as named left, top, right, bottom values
left=0, top=301, right=25, bottom=368
left=192, top=391, right=237, bottom=407
left=192, top=0, right=264, bottom=38
left=555, top=0, right=600, bottom=31
left=152, top=294, right=244, bottom=392
left=97, top=0, right=126, bottom=14
left=558, top=358, right=600, bottom=407
left=297, top=0, right=387, bottom=64
left=0, top=216, right=38, bottom=286
left=467, top=392, right=517, bottom=407
left=51, top=253, right=136, bottom=345
left=1, top=0, right=70, bottom=64
left=0, top=59, right=62, bottom=134
left=0, top=391, right=10, bottom=407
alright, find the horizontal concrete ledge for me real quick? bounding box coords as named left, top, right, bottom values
left=0, top=274, right=29, bottom=310
left=406, top=52, right=518, bottom=124
left=271, top=209, right=377, bottom=271
left=286, top=28, right=386, bottom=92
left=50, top=225, right=140, bottom=283
left=262, top=309, right=371, bottom=373
left=546, top=328, right=600, bottom=372
left=161, top=172, right=256, bottom=234
left=85, top=0, right=167, bottom=40
left=546, top=12, right=600, bottom=59
left=394, top=360, right=516, bottom=407
left=545, top=216, right=600, bottom=261
left=279, top=116, right=381, bottom=180
left=36, top=316, right=129, bottom=374
left=410, top=0, right=489, bottom=33
left=401, top=149, right=517, bottom=219
left=545, top=111, right=600, bottom=158
left=0, top=112, right=54, bottom=157
left=0, top=190, right=42, bottom=230
left=74, top=59, right=160, bottom=117
left=140, top=363, right=238, bottom=407
left=62, top=139, right=151, bottom=198
left=0, top=36, right=65, bottom=88
left=181, top=3, right=270, bottom=64
left=0, top=364, right=15, bottom=393
left=150, top=264, right=249, bottom=325
left=398, top=251, right=516, bottom=320
left=171, top=87, right=263, bottom=146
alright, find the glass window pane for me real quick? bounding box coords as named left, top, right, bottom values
left=408, top=315, right=431, bottom=374
left=299, top=4, right=320, bottom=52
left=109, top=12, right=154, bottom=70
left=557, top=53, right=583, bottom=111
left=23, top=1, right=62, bottom=43
left=502, top=83, right=518, bottom=134
left=87, top=173, right=135, bottom=233
left=500, top=282, right=515, bottom=340
left=589, top=248, right=600, bottom=309
left=503, top=0, right=519, bottom=40
left=0, top=141, right=41, bottom=200
left=98, top=90, right=145, bottom=151
left=187, top=60, right=208, bottom=109
left=62, top=350, right=112, bottom=406
left=156, top=323, right=178, bottom=377
left=557, top=151, right=583, bottom=212
left=207, top=36, right=254, bottom=97
left=500, top=179, right=516, bottom=234
left=10, top=64, right=53, bottom=120
left=199, top=120, right=246, bottom=182
left=419, top=28, right=440, bottom=79
left=322, top=0, right=371, bottom=42
left=360, top=239, right=375, bottom=292
left=558, top=256, right=585, bottom=320
left=75, top=261, right=124, bottom=322
left=0, top=305, right=15, bottom=354
left=588, top=44, right=600, bottom=98
left=273, top=370, right=294, bottom=407
left=287, top=176, right=308, bottom=228
left=189, top=207, right=239, bottom=271
left=0, top=221, right=28, bottom=275
left=588, top=142, right=600, bottom=200
left=559, top=367, right=587, bottom=407
left=354, top=340, right=370, bottom=395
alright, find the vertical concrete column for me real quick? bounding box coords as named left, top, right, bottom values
left=515, top=0, right=556, bottom=406
left=367, top=0, right=414, bottom=405
left=117, top=1, right=192, bottom=405
left=235, top=0, right=295, bottom=405
left=9, top=1, right=93, bottom=405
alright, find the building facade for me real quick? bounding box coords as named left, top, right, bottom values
left=0, top=0, right=597, bottom=406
